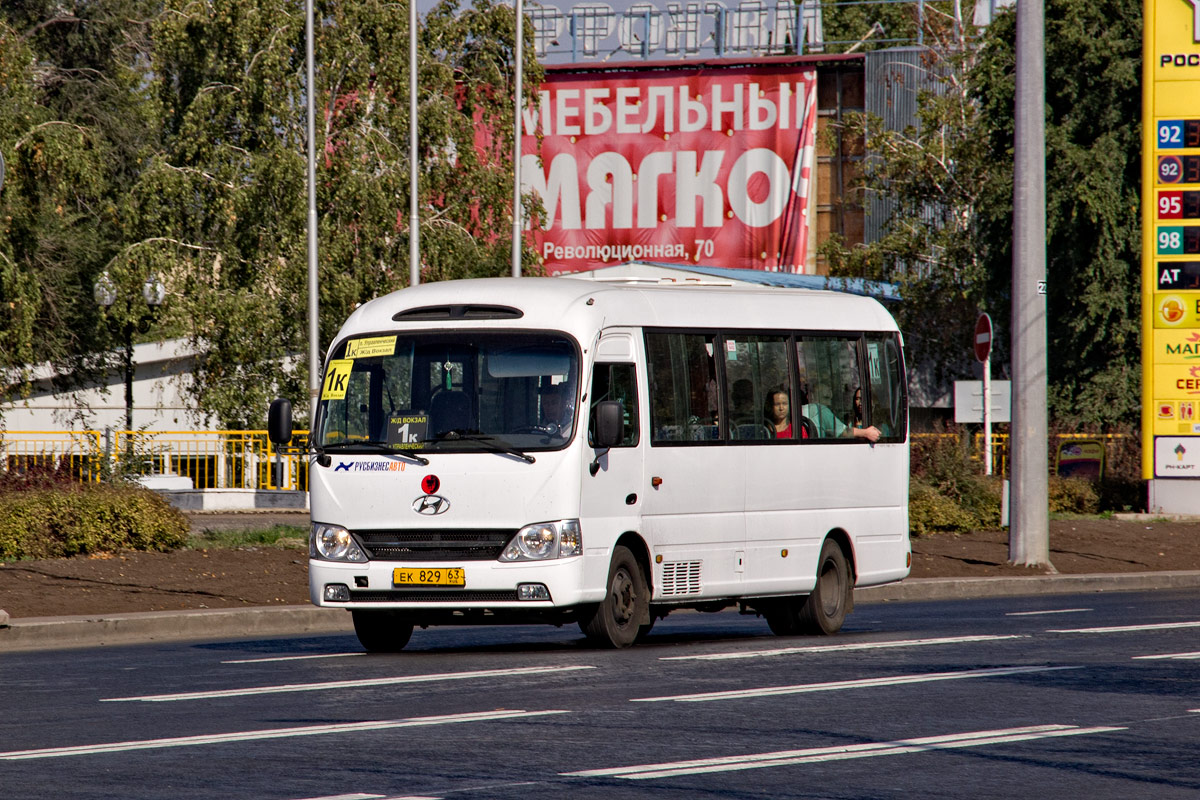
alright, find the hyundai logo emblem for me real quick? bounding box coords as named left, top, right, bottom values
left=412, top=494, right=450, bottom=515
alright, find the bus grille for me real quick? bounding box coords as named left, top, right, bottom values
left=348, top=590, right=520, bottom=603
left=661, top=561, right=702, bottom=596
left=353, top=529, right=514, bottom=561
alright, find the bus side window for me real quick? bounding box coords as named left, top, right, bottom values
left=865, top=333, right=907, bottom=441
left=796, top=336, right=861, bottom=441
left=723, top=335, right=790, bottom=441
left=589, top=364, right=640, bottom=447
left=646, top=332, right=718, bottom=444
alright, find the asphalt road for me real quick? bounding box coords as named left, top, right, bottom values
left=2, top=589, right=1199, bottom=799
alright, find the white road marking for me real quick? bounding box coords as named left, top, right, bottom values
left=223, top=652, right=368, bottom=664
left=631, top=666, right=1078, bottom=703
left=0, top=709, right=569, bottom=761
left=1133, top=651, right=1200, bottom=661
left=660, top=635, right=1025, bottom=662
left=102, top=665, right=596, bottom=703
left=1048, top=621, right=1200, bottom=634
left=562, top=724, right=1126, bottom=780
left=293, top=795, right=386, bottom=800
left=1006, top=608, right=1091, bottom=616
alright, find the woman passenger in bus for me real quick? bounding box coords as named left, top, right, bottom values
left=765, top=389, right=813, bottom=439
left=765, top=389, right=793, bottom=438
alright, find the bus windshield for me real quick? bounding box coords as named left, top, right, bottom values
left=316, top=331, right=580, bottom=455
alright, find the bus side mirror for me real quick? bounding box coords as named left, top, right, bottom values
left=268, top=398, right=293, bottom=445
left=593, top=400, right=624, bottom=449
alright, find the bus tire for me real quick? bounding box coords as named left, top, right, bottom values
left=352, top=610, right=414, bottom=652
left=580, top=545, right=648, bottom=648
left=796, top=539, right=851, bottom=635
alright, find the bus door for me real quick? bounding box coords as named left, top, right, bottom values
left=640, top=331, right=746, bottom=597
left=580, top=332, right=645, bottom=558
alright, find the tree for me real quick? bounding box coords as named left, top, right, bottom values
left=0, top=1, right=161, bottom=423
left=131, top=0, right=543, bottom=428
left=973, top=0, right=1142, bottom=428
left=822, top=14, right=993, bottom=397
left=825, top=0, right=1143, bottom=428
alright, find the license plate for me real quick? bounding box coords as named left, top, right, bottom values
left=393, top=567, right=465, bottom=587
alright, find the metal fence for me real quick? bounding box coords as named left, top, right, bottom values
left=912, top=432, right=1135, bottom=478
left=0, top=430, right=309, bottom=491
left=1, top=429, right=1131, bottom=492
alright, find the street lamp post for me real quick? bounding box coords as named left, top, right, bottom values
left=94, top=270, right=166, bottom=434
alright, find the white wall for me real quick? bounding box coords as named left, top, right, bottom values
left=1, top=338, right=215, bottom=432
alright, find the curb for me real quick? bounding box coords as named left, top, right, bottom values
left=855, top=570, right=1200, bottom=603
left=0, top=605, right=353, bottom=653
left=4, top=571, right=1200, bottom=652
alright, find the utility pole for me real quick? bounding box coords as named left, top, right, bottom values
left=1010, top=0, right=1051, bottom=567
left=511, top=0, right=525, bottom=278
left=306, top=0, right=320, bottom=423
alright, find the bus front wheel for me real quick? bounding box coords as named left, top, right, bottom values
left=352, top=610, right=414, bottom=652
left=580, top=545, right=649, bottom=648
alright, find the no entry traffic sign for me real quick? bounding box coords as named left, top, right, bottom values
left=974, top=313, right=993, bottom=362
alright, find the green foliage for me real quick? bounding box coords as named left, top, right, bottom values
left=820, top=0, right=957, bottom=51
left=909, top=431, right=1001, bottom=533
left=1, top=1, right=543, bottom=429
left=188, top=524, right=307, bottom=551
left=822, top=23, right=991, bottom=388
left=1047, top=476, right=1099, bottom=515
left=0, top=484, right=189, bottom=561
left=0, top=2, right=163, bottom=407
left=971, top=0, right=1142, bottom=427
left=826, top=0, right=1143, bottom=428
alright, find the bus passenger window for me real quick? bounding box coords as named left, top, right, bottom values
left=646, top=333, right=718, bottom=444
left=723, top=335, right=790, bottom=441
left=796, top=337, right=873, bottom=441
left=865, top=333, right=907, bottom=441
left=589, top=364, right=639, bottom=447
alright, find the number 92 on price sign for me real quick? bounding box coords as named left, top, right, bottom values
left=1159, top=155, right=1200, bottom=185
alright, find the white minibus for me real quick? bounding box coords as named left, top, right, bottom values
left=268, top=275, right=910, bottom=650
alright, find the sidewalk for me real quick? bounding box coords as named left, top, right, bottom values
left=5, top=570, right=1200, bottom=652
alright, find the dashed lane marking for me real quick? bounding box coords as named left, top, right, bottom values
left=101, top=665, right=596, bottom=703
left=223, top=652, right=368, bottom=664
left=1006, top=608, right=1092, bottom=616
left=561, top=724, right=1126, bottom=780
left=1134, top=651, right=1200, bottom=661
left=0, top=709, right=570, bottom=761
left=659, top=635, right=1025, bottom=662
left=1047, top=621, right=1200, bottom=634
left=631, top=666, right=1079, bottom=703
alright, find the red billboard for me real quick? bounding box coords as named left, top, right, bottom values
left=521, top=63, right=819, bottom=274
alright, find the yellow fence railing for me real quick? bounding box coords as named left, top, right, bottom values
left=911, top=432, right=1134, bottom=478
left=2, top=430, right=1134, bottom=491
left=0, top=430, right=310, bottom=491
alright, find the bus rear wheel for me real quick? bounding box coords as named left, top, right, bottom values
left=764, top=539, right=851, bottom=636
left=352, top=610, right=414, bottom=652
left=797, top=539, right=851, bottom=635
left=580, top=545, right=648, bottom=648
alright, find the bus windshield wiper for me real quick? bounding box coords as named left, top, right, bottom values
left=319, top=440, right=430, bottom=465
left=425, top=431, right=535, bottom=464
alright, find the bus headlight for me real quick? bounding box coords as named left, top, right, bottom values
left=500, top=520, right=582, bottom=561
left=311, top=523, right=368, bottom=562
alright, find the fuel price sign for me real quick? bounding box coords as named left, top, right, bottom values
left=1158, top=119, right=1200, bottom=149
left=1159, top=190, right=1200, bottom=219
left=1158, top=226, right=1200, bottom=254
left=1158, top=154, right=1200, bottom=184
